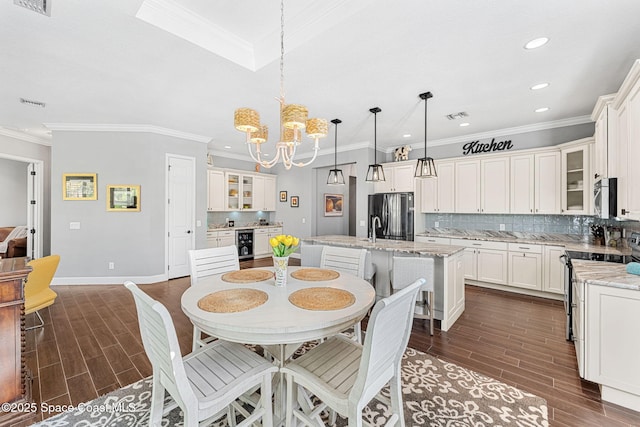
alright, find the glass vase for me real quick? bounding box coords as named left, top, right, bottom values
left=273, top=255, right=289, bottom=287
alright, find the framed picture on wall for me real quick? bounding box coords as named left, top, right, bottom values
left=290, top=196, right=299, bottom=207
left=324, top=193, right=343, bottom=216
left=63, top=173, right=97, bottom=200
left=279, top=191, right=288, bottom=202
left=107, top=185, right=141, bottom=211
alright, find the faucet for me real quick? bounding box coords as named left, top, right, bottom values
left=371, top=216, right=381, bottom=243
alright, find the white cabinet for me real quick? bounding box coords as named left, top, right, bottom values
left=561, top=142, right=591, bottom=215
left=253, top=175, right=277, bottom=211
left=450, top=239, right=508, bottom=285
left=415, top=236, right=450, bottom=245
left=614, top=60, right=640, bottom=221
left=420, top=161, right=454, bottom=213
left=454, top=160, right=480, bottom=213
left=207, top=169, right=225, bottom=212
left=543, top=246, right=565, bottom=294
left=254, top=228, right=270, bottom=257
left=510, top=154, right=535, bottom=214
left=586, top=284, right=640, bottom=410
left=592, top=94, right=617, bottom=180
left=374, top=161, right=416, bottom=193
left=206, top=230, right=236, bottom=248
left=534, top=151, right=561, bottom=214
left=226, top=172, right=254, bottom=211
left=268, top=227, right=283, bottom=239
left=480, top=157, right=509, bottom=213
left=507, top=243, right=542, bottom=291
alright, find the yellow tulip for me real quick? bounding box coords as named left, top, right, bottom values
left=292, top=237, right=299, bottom=246
left=284, top=236, right=293, bottom=247
left=277, top=235, right=286, bottom=243
left=269, top=237, right=279, bottom=247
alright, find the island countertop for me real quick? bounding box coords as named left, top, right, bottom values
left=303, top=235, right=465, bottom=257
left=572, top=259, right=640, bottom=291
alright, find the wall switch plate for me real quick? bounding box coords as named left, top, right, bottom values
left=70, top=222, right=80, bottom=230
left=108, top=262, right=114, bottom=270
left=360, top=220, right=366, bottom=227
left=499, top=223, right=506, bottom=231
left=196, top=220, right=202, bottom=227
left=434, top=221, right=439, bottom=228
left=302, top=218, right=306, bottom=223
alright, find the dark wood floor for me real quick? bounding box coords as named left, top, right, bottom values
left=22, top=257, right=640, bottom=426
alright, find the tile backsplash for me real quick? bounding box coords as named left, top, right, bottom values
left=423, top=213, right=640, bottom=237
left=207, top=211, right=271, bottom=227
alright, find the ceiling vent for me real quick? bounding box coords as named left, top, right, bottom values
left=446, top=112, right=468, bottom=120
left=14, top=0, right=51, bottom=16
left=20, top=98, right=46, bottom=108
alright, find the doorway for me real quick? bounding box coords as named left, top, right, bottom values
left=166, top=154, right=195, bottom=279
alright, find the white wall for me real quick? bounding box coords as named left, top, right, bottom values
left=0, top=158, right=28, bottom=226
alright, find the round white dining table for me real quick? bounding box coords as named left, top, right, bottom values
left=181, top=266, right=376, bottom=349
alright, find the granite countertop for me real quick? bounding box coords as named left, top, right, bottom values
left=572, top=259, right=640, bottom=291
left=208, top=224, right=283, bottom=231
left=417, top=228, right=631, bottom=256
left=303, top=235, right=465, bottom=257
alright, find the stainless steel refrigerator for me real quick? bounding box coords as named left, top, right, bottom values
left=368, top=192, right=414, bottom=241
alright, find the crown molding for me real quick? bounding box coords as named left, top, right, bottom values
left=0, top=127, right=51, bottom=146
left=384, top=115, right=593, bottom=153
left=43, top=123, right=211, bottom=143
left=591, top=94, right=616, bottom=121
left=612, top=59, right=640, bottom=110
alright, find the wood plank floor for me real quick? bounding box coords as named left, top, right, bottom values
left=21, top=257, right=640, bottom=426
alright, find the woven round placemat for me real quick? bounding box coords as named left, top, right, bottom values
left=221, top=269, right=273, bottom=283
left=288, top=287, right=355, bottom=311
left=290, top=268, right=340, bottom=281
left=197, top=289, right=268, bottom=313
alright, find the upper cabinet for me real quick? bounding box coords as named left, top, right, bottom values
left=561, top=140, right=592, bottom=215
left=612, top=60, right=640, bottom=221
left=207, top=169, right=225, bottom=212
left=534, top=151, right=561, bottom=214
left=592, top=94, right=617, bottom=180
left=455, top=157, right=509, bottom=214
left=420, top=161, right=454, bottom=213
left=454, top=160, right=480, bottom=213
left=374, top=161, right=416, bottom=193
left=510, top=154, right=535, bottom=214
left=253, top=175, right=277, bottom=211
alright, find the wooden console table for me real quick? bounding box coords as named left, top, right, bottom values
left=0, top=257, right=36, bottom=426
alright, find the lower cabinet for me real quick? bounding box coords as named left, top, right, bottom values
left=450, top=239, right=508, bottom=285
left=206, top=230, right=235, bottom=248
left=254, top=228, right=270, bottom=258
left=507, top=243, right=542, bottom=291
left=415, top=236, right=451, bottom=245
left=586, top=284, right=640, bottom=411
left=543, top=246, right=565, bottom=294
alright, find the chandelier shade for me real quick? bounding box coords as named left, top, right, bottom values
left=233, top=0, right=327, bottom=169
left=415, top=91, right=437, bottom=178
left=327, top=118, right=345, bottom=185
left=366, top=107, right=386, bottom=182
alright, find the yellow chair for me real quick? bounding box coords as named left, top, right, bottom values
left=24, top=255, right=60, bottom=330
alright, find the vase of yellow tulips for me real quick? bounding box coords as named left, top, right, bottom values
left=270, top=234, right=299, bottom=287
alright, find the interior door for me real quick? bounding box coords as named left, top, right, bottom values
left=167, top=155, right=195, bottom=279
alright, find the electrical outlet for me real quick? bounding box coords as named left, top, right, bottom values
left=302, top=218, right=306, bottom=223
left=360, top=220, right=366, bottom=227
left=499, top=223, right=505, bottom=231
left=108, top=262, right=114, bottom=270
left=434, top=221, right=439, bottom=228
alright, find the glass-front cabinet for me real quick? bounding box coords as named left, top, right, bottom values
left=225, top=173, right=254, bottom=210
left=561, top=141, right=591, bottom=215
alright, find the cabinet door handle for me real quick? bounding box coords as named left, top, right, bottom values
left=472, top=243, right=482, bottom=246
left=518, top=246, right=530, bottom=250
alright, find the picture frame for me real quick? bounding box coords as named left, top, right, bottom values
left=107, top=185, right=141, bottom=212
left=324, top=193, right=343, bottom=216
left=290, top=196, right=299, bottom=208
left=63, top=173, right=97, bottom=200
left=279, top=191, right=288, bottom=202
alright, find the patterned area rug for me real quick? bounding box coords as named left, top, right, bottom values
left=31, top=347, right=548, bottom=426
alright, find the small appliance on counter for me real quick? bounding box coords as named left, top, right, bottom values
left=227, top=220, right=235, bottom=227
left=259, top=218, right=268, bottom=226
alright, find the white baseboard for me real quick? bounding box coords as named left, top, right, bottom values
left=51, top=273, right=168, bottom=286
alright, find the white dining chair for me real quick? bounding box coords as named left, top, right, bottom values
left=281, top=278, right=426, bottom=427
left=390, top=256, right=435, bottom=335
left=124, top=281, right=277, bottom=427
left=188, top=245, right=239, bottom=350
left=300, top=244, right=324, bottom=267
left=320, top=246, right=368, bottom=343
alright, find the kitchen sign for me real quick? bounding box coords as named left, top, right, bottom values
left=462, top=138, right=513, bottom=156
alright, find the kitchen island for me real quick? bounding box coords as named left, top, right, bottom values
left=572, top=260, right=640, bottom=412
left=302, top=235, right=465, bottom=331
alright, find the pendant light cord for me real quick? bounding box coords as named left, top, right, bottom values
left=424, top=97, right=427, bottom=157
left=373, top=111, right=377, bottom=164
left=334, top=123, right=338, bottom=168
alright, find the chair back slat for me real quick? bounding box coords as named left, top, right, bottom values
left=392, top=256, right=435, bottom=292
left=301, top=244, right=324, bottom=267
left=350, top=278, right=424, bottom=401
left=124, top=281, right=195, bottom=404
left=189, top=245, right=239, bottom=286
left=320, top=246, right=366, bottom=279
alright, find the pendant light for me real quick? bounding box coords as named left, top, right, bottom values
left=415, top=91, right=437, bottom=178
left=327, top=119, right=345, bottom=185
left=366, top=107, right=385, bottom=182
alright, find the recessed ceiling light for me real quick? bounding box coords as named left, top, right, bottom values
left=524, top=37, right=549, bottom=50
left=459, top=122, right=470, bottom=127
left=535, top=107, right=550, bottom=113
left=224, top=145, right=231, bottom=149
left=403, top=134, right=411, bottom=138
left=530, top=82, right=549, bottom=90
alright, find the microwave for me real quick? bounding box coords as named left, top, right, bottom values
left=594, top=178, right=617, bottom=219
